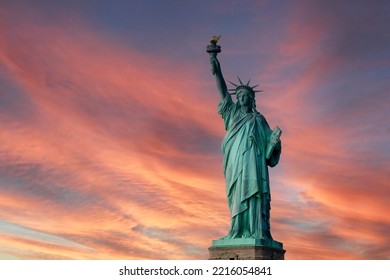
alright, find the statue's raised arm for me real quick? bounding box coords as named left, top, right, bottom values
left=207, top=36, right=228, bottom=99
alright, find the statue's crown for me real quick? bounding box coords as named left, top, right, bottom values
left=228, top=77, right=262, bottom=95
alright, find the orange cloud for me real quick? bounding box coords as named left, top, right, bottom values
left=0, top=7, right=228, bottom=260
left=1, top=1, right=389, bottom=260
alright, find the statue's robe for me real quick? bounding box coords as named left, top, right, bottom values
left=218, top=94, right=281, bottom=239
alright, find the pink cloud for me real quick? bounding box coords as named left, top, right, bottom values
left=0, top=7, right=228, bottom=260
left=1, top=1, right=389, bottom=260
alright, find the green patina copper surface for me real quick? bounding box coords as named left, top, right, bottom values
left=208, top=37, right=282, bottom=244
left=212, top=238, right=283, bottom=249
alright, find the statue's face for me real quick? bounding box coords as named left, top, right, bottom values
left=237, top=89, right=253, bottom=106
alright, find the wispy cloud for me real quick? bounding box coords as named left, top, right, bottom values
left=0, top=0, right=389, bottom=259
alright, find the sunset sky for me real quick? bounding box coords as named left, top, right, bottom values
left=0, top=0, right=389, bottom=260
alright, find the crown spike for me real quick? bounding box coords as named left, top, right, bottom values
left=228, top=78, right=262, bottom=95
left=228, top=81, right=238, bottom=87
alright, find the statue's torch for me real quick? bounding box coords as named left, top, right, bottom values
left=206, top=35, right=221, bottom=55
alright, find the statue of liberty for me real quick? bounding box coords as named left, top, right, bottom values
left=208, top=36, right=282, bottom=241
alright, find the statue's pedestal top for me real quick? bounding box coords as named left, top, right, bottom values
left=209, top=238, right=285, bottom=260
left=212, top=238, right=283, bottom=249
